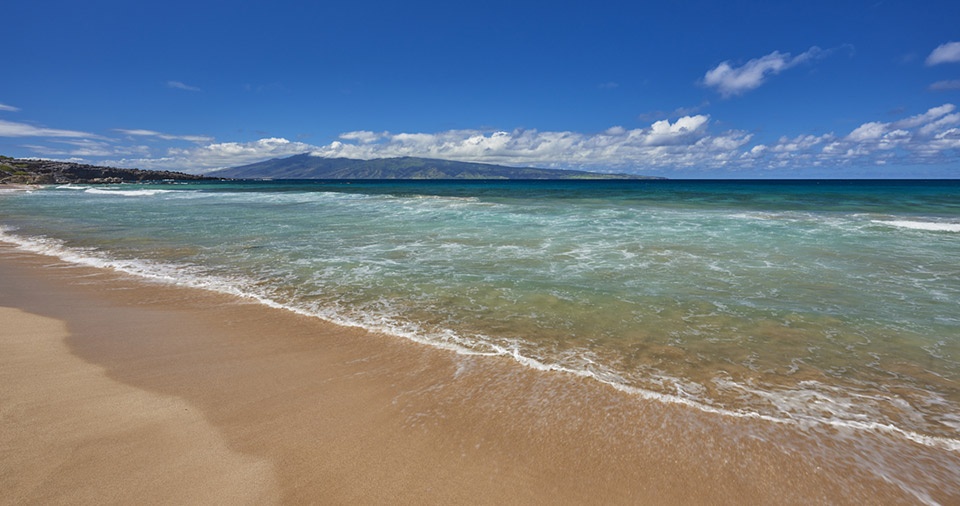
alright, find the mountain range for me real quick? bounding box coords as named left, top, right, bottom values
left=213, top=154, right=662, bottom=180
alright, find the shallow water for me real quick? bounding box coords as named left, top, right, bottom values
left=1, top=179, right=958, bottom=455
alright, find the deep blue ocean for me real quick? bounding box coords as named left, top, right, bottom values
left=2, top=179, right=959, bottom=450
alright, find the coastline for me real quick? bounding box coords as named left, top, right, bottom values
left=0, top=242, right=951, bottom=504
left=0, top=184, right=42, bottom=192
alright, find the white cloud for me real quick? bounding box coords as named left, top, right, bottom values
left=918, top=113, right=960, bottom=136
left=876, top=130, right=912, bottom=150
left=930, top=128, right=960, bottom=151
left=803, top=104, right=960, bottom=164
left=847, top=122, right=888, bottom=142
left=0, top=119, right=97, bottom=138
left=703, top=47, right=824, bottom=97
left=338, top=131, right=388, bottom=144
left=893, top=103, right=955, bottom=129
left=930, top=80, right=960, bottom=91
left=719, top=104, right=960, bottom=172
left=115, top=128, right=214, bottom=143
left=772, top=134, right=834, bottom=153
left=167, top=80, right=202, bottom=92
left=108, top=137, right=316, bottom=173
left=841, top=105, right=957, bottom=145
left=18, top=104, right=959, bottom=176
left=0, top=103, right=20, bottom=112
left=307, top=116, right=749, bottom=171
left=25, top=139, right=151, bottom=158
left=644, top=115, right=710, bottom=145
left=99, top=115, right=752, bottom=173
left=926, top=41, right=960, bottom=66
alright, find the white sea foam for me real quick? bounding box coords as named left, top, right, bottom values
left=875, top=220, right=960, bottom=232
left=84, top=188, right=175, bottom=197
left=409, top=194, right=481, bottom=203
left=0, top=226, right=213, bottom=286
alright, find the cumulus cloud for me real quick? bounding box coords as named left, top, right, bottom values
left=167, top=80, right=202, bottom=92
left=771, top=134, right=835, bottom=153
left=928, top=128, right=960, bottom=153
left=918, top=113, right=960, bottom=136
left=302, top=115, right=747, bottom=171
left=97, top=115, right=751, bottom=173
left=703, top=47, right=825, bottom=97
left=838, top=105, right=958, bottom=149
left=926, top=42, right=960, bottom=66
left=95, top=105, right=960, bottom=174
left=338, top=131, right=388, bottom=144
left=894, top=104, right=956, bottom=129
left=14, top=103, right=960, bottom=176
left=0, top=103, right=20, bottom=112
left=847, top=122, right=888, bottom=142
left=0, top=119, right=97, bottom=138
left=644, top=115, right=709, bottom=145
left=710, top=103, right=960, bottom=171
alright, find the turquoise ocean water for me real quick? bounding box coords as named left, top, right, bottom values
left=2, top=179, right=959, bottom=453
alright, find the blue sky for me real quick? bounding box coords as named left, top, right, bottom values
left=2, top=0, right=959, bottom=178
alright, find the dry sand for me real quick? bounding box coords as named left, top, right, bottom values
left=0, top=307, right=278, bottom=504
left=0, top=244, right=940, bottom=504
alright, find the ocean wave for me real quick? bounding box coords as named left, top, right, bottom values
left=409, top=194, right=481, bottom=203
left=83, top=188, right=177, bottom=197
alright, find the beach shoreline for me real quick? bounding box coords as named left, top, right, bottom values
left=0, top=243, right=951, bottom=504
left=0, top=183, right=42, bottom=192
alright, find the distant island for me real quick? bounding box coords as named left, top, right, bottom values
left=0, top=156, right=215, bottom=185
left=1, top=154, right=664, bottom=184
left=213, top=154, right=664, bottom=180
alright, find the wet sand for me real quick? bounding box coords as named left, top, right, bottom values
left=0, top=243, right=950, bottom=504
